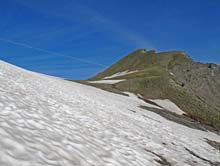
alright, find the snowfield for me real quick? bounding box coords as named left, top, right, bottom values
left=0, top=60, right=220, bottom=166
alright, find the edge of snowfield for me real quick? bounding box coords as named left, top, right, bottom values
left=0, top=60, right=219, bottom=166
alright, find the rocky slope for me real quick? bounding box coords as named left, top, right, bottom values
left=90, top=49, right=220, bottom=130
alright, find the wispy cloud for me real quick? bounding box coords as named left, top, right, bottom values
left=0, top=37, right=106, bottom=67
left=0, top=0, right=154, bottom=79
left=15, top=0, right=153, bottom=49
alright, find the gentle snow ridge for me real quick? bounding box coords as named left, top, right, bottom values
left=0, top=60, right=220, bottom=166
left=88, top=79, right=125, bottom=84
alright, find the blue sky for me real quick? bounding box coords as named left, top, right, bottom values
left=0, top=0, right=220, bottom=79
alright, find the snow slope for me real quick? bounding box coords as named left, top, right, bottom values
left=150, top=99, right=185, bottom=115
left=0, top=60, right=220, bottom=166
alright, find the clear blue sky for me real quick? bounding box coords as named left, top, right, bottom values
left=0, top=0, right=220, bottom=79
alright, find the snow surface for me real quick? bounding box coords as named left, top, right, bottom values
left=0, top=60, right=220, bottom=166
left=88, top=79, right=125, bottom=84
left=104, top=70, right=138, bottom=79
left=150, top=99, right=185, bottom=115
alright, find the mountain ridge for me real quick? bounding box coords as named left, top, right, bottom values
left=89, top=49, right=220, bottom=130
left=91, top=49, right=192, bottom=80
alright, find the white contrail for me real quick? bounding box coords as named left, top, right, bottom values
left=0, top=38, right=107, bottom=67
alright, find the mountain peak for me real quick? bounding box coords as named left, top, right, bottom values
left=90, top=49, right=220, bottom=130
left=92, top=49, right=192, bottom=80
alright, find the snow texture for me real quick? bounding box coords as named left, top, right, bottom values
left=0, top=60, right=220, bottom=166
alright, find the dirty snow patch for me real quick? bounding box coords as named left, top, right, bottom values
left=170, top=72, right=174, bottom=76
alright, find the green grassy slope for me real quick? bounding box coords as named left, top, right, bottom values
left=90, top=49, right=220, bottom=130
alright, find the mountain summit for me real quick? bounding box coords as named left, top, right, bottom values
left=90, top=49, right=220, bottom=130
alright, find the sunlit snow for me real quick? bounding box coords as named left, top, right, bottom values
left=0, top=60, right=219, bottom=166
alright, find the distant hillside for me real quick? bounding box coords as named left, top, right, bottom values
left=90, top=49, right=220, bottom=130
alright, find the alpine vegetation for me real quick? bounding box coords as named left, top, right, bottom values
left=89, top=49, right=220, bottom=131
